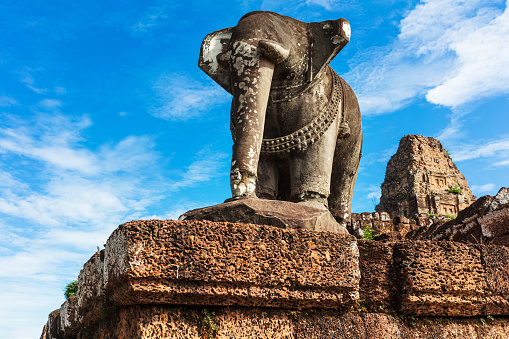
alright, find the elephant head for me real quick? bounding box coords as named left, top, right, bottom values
left=199, top=11, right=353, bottom=200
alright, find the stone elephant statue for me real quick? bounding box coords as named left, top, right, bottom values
left=198, top=11, right=362, bottom=225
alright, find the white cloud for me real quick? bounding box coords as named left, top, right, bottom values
left=38, top=98, right=62, bottom=110
left=346, top=0, right=509, bottom=115
left=0, top=95, right=18, bottom=106
left=493, top=159, right=509, bottom=166
left=171, top=149, right=228, bottom=189
left=0, top=112, right=177, bottom=338
left=361, top=145, right=397, bottom=166
left=0, top=114, right=99, bottom=175
left=0, top=279, right=68, bottom=339
left=0, top=170, right=26, bottom=189
left=435, top=107, right=473, bottom=142
left=471, top=183, right=496, bottom=194
left=305, top=0, right=334, bottom=10
left=426, top=1, right=509, bottom=106
left=452, top=136, right=509, bottom=161
left=54, top=86, right=66, bottom=95
left=131, top=0, right=176, bottom=34
left=0, top=245, right=82, bottom=279
left=259, top=0, right=345, bottom=13
left=142, top=206, right=198, bottom=221
left=354, top=184, right=382, bottom=211
left=0, top=113, right=167, bottom=228
left=0, top=112, right=229, bottom=260
left=367, top=187, right=381, bottom=200
left=19, top=72, right=48, bottom=94
left=0, top=180, right=130, bottom=227
left=97, top=135, right=159, bottom=174
left=152, top=74, right=230, bottom=120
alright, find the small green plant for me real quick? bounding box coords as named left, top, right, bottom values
left=427, top=213, right=435, bottom=218
left=487, top=315, right=494, bottom=321
left=447, top=185, right=462, bottom=194
left=201, top=308, right=217, bottom=333
left=446, top=150, right=458, bottom=166
left=444, top=214, right=456, bottom=219
left=64, top=280, right=78, bottom=299
left=362, top=224, right=378, bottom=241
left=350, top=301, right=367, bottom=313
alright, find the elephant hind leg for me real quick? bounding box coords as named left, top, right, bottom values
left=256, top=154, right=293, bottom=201
left=328, top=76, right=363, bottom=226
left=328, top=123, right=362, bottom=224
left=276, top=158, right=291, bottom=201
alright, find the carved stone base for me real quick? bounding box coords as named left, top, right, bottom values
left=179, top=198, right=348, bottom=233
left=46, top=305, right=509, bottom=339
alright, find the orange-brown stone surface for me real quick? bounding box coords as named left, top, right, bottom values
left=43, top=305, right=509, bottom=339
left=41, top=219, right=509, bottom=338
left=102, top=219, right=360, bottom=310
left=394, top=241, right=494, bottom=316
left=357, top=240, right=396, bottom=310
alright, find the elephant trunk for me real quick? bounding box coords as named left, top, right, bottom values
left=229, top=39, right=288, bottom=198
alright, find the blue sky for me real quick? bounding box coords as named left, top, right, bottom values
left=1, top=0, right=508, bottom=337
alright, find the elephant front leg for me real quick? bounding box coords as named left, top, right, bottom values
left=229, top=44, right=276, bottom=198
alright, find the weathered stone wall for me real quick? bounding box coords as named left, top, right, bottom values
left=43, top=305, right=509, bottom=339
left=349, top=211, right=436, bottom=240
left=376, top=135, right=476, bottom=219
left=353, top=188, right=509, bottom=246
left=410, top=187, right=509, bottom=245
left=41, top=219, right=509, bottom=338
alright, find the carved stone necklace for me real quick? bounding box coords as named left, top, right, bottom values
left=260, top=66, right=343, bottom=154
left=230, top=65, right=347, bottom=154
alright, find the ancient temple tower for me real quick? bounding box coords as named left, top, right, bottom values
left=375, top=135, right=476, bottom=218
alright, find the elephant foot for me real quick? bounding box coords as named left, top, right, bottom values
left=224, top=195, right=257, bottom=203
left=230, top=168, right=257, bottom=199
left=296, top=191, right=329, bottom=210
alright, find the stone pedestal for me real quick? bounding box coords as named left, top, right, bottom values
left=179, top=198, right=348, bottom=233
left=103, top=219, right=359, bottom=310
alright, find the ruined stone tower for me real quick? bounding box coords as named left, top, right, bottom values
left=375, top=135, right=476, bottom=219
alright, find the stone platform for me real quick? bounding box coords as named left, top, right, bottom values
left=42, top=305, right=509, bottom=339
left=179, top=198, right=348, bottom=233
left=42, top=219, right=509, bottom=338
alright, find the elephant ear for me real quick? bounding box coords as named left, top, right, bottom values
left=198, top=27, right=233, bottom=94
left=309, top=18, right=350, bottom=80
